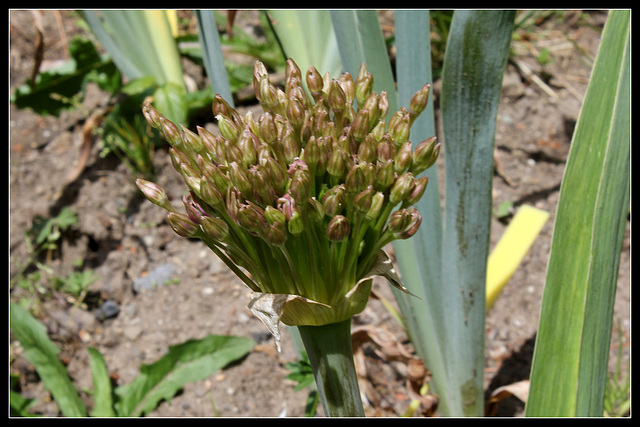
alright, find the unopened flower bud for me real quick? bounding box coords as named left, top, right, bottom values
left=345, top=164, right=367, bottom=194
left=306, top=66, right=324, bottom=101
left=259, top=77, right=280, bottom=110
left=351, top=108, right=370, bottom=142
left=326, top=215, right=350, bottom=242
left=327, top=148, right=348, bottom=180
left=181, top=124, right=204, bottom=154
left=353, top=185, right=374, bottom=213
left=265, top=205, right=286, bottom=225
left=328, top=80, right=347, bottom=113
left=286, top=95, right=306, bottom=127
left=160, top=116, right=182, bottom=147
left=389, top=110, right=411, bottom=145
left=200, top=176, right=225, bottom=207
left=322, top=185, right=346, bottom=217
left=136, top=179, right=174, bottom=212
left=366, top=191, right=385, bottom=221
left=142, top=102, right=163, bottom=129
left=355, top=63, right=373, bottom=108
left=411, top=137, right=440, bottom=174
left=404, top=175, right=429, bottom=207
left=216, top=114, right=240, bottom=142
left=237, top=201, right=268, bottom=233
left=264, top=221, right=287, bottom=246
left=167, top=212, right=199, bottom=238
left=237, top=127, right=258, bottom=167
left=339, top=72, right=355, bottom=105
left=228, top=162, right=252, bottom=195
left=390, top=172, right=414, bottom=205
left=200, top=216, right=229, bottom=241
left=378, top=91, right=389, bottom=121
left=394, top=142, right=414, bottom=174
left=308, top=197, right=325, bottom=222
left=259, top=112, right=278, bottom=144
left=289, top=170, right=310, bottom=206
left=409, top=83, right=430, bottom=116
left=288, top=209, right=305, bottom=235
left=376, top=159, right=395, bottom=191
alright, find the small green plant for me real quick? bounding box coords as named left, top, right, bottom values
left=9, top=301, right=255, bottom=417
left=285, top=353, right=319, bottom=417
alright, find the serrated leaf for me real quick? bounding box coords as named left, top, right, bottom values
left=114, top=334, right=254, bottom=417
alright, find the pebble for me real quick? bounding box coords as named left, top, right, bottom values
left=95, top=300, right=121, bottom=321
left=132, top=262, right=177, bottom=293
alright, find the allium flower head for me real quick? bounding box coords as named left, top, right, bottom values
left=138, top=59, right=439, bottom=349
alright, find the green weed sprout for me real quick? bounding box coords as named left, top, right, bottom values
left=136, top=59, right=438, bottom=416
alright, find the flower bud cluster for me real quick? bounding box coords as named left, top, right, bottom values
left=138, top=59, right=439, bottom=312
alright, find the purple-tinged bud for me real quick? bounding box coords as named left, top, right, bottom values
left=345, top=164, right=367, bottom=194
left=322, top=185, right=346, bottom=217
left=377, top=136, right=396, bottom=162
left=378, top=90, right=389, bottom=121
left=390, top=172, right=414, bottom=205
left=259, top=112, right=278, bottom=144
left=160, top=116, right=182, bottom=147
left=286, top=95, right=306, bottom=128
left=355, top=63, right=373, bottom=108
left=376, top=159, right=396, bottom=191
left=353, top=185, right=374, bottom=213
left=281, top=127, right=299, bottom=164
left=394, top=142, right=414, bottom=174
left=237, top=127, right=258, bottom=167
left=181, top=124, right=204, bottom=154
left=327, top=148, right=348, bottom=180
left=197, top=126, right=219, bottom=162
left=136, top=179, right=174, bottom=212
left=253, top=61, right=269, bottom=100
left=303, top=136, right=321, bottom=168
left=409, top=83, right=430, bottom=116
left=351, top=108, right=370, bottom=142
left=265, top=155, right=288, bottom=195
left=182, top=192, right=210, bottom=224
left=389, top=110, right=411, bottom=145
left=328, top=80, right=347, bottom=113
left=306, top=66, right=324, bottom=101
left=167, top=212, right=199, bottom=238
left=259, top=77, right=280, bottom=110
left=228, top=162, right=252, bottom=196
left=249, top=165, right=276, bottom=205
left=371, top=120, right=386, bottom=141
left=397, top=207, right=422, bottom=239
left=339, top=72, right=355, bottom=105
left=362, top=93, right=380, bottom=124
left=308, top=197, right=325, bottom=222
left=216, top=114, right=240, bottom=142
left=200, top=176, right=225, bottom=207
left=224, top=140, right=243, bottom=165
left=404, top=175, right=429, bottom=207
left=142, top=102, right=163, bottom=129
left=200, top=216, right=229, bottom=241
left=326, top=215, right=350, bottom=242
left=289, top=169, right=310, bottom=206
left=237, top=202, right=268, bottom=234
left=285, top=59, right=302, bottom=86
left=366, top=191, right=385, bottom=221
left=411, top=137, right=440, bottom=174
left=277, top=193, right=296, bottom=222
left=263, top=221, right=287, bottom=246
left=357, top=133, right=377, bottom=164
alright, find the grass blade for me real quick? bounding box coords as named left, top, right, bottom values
left=10, top=302, right=87, bottom=417
left=439, top=10, right=515, bottom=416
left=525, top=10, right=630, bottom=417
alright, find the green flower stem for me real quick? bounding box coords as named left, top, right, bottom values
left=297, top=319, right=365, bottom=417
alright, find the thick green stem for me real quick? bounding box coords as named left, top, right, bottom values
left=297, top=319, right=365, bottom=417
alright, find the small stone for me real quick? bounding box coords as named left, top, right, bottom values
left=95, top=300, right=120, bottom=321
left=132, top=262, right=177, bottom=293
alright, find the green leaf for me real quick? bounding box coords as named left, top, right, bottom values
left=330, top=10, right=398, bottom=115
left=10, top=302, right=87, bottom=417
left=114, top=334, right=255, bottom=417
left=439, top=10, right=515, bottom=416
left=526, top=10, right=630, bottom=417
left=153, top=82, right=188, bottom=125
left=88, top=347, right=117, bottom=417
left=267, top=10, right=342, bottom=80
left=11, top=36, right=119, bottom=116
left=194, top=10, right=234, bottom=106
